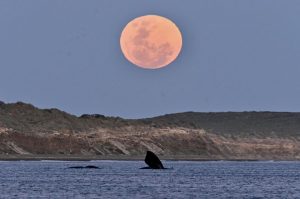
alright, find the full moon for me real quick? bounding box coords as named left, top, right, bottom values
left=120, top=15, right=182, bottom=69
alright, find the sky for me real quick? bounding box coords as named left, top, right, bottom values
left=0, top=0, right=300, bottom=119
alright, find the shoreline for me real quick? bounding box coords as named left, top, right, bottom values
left=0, top=155, right=299, bottom=161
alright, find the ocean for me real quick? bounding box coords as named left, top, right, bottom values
left=0, top=160, right=299, bottom=198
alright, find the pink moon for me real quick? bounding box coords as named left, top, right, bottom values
left=120, top=15, right=183, bottom=69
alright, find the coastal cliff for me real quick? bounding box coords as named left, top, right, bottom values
left=1, top=102, right=300, bottom=160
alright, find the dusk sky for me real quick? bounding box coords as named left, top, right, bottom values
left=1, top=0, right=300, bottom=118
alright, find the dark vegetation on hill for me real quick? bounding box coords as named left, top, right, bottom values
left=0, top=102, right=128, bottom=134
left=1, top=102, right=300, bottom=138
left=143, top=112, right=300, bottom=137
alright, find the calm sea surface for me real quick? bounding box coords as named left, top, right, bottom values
left=0, top=160, right=299, bottom=198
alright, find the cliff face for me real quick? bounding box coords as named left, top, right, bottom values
left=0, top=102, right=300, bottom=160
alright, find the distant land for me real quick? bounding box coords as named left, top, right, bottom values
left=0, top=101, right=300, bottom=160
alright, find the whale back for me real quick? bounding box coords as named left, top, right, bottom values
left=145, top=151, right=164, bottom=169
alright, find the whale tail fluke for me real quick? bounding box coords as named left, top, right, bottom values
left=144, top=151, right=165, bottom=169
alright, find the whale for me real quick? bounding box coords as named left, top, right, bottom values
left=140, top=151, right=165, bottom=169
left=68, top=165, right=100, bottom=169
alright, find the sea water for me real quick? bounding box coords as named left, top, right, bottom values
left=0, top=160, right=299, bottom=198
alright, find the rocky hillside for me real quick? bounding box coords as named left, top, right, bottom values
left=0, top=101, right=300, bottom=160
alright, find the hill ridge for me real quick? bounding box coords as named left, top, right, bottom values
left=1, top=101, right=300, bottom=160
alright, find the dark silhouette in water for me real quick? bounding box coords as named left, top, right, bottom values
left=141, top=151, right=165, bottom=169
left=68, top=165, right=100, bottom=169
